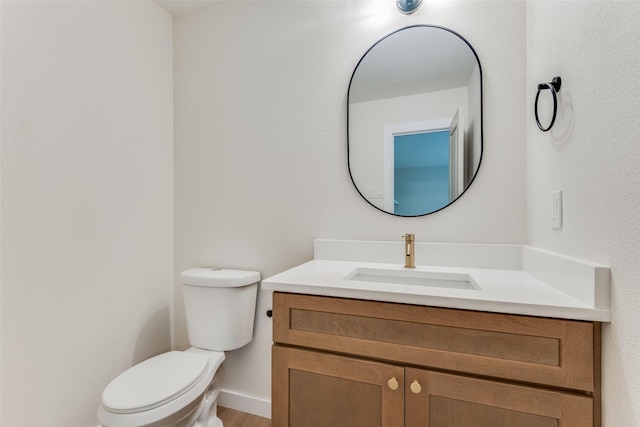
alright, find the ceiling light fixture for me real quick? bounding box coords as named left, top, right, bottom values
left=396, top=0, right=422, bottom=14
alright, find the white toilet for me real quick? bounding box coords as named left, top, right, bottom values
left=98, top=268, right=260, bottom=427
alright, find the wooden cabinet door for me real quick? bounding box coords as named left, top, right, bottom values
left=272, top=346, right=404, bottom=427
left=405, top=368, right=593, bottom=427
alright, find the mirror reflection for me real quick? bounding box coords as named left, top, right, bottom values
left=348, top=25, right=483, bottom=216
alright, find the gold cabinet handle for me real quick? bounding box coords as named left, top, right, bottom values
left=410, top=380, right=422, bottom=394
left=387, top=377, right=399, bottom=390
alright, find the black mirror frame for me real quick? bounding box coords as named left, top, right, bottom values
left=347, top=25, right=484, bottom=217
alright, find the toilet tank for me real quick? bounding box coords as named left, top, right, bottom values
left=180, top=268, right=260, bottom=351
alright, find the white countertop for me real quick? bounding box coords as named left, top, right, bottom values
left=261, top=240, right=611, bottom=322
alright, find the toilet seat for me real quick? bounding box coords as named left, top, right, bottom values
left=99, top=349, right=225, bottom=427
left=102, top=351, right=209, bottom=414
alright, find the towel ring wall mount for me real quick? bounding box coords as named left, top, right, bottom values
left=535, top=76, right=562, bottom=132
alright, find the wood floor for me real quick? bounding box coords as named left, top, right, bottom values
left=217, top=406, right=271, bottom=427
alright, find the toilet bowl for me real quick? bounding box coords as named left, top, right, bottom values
left=98, top=268, right=260, bottom=427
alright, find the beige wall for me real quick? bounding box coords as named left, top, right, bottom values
left=527, top=2, right=640, bottom=425
left=0, top=1, right=174, bottom=425
left=173, top=0, right=527, bottom=411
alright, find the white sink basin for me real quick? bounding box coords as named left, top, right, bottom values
left=345, top=267, right=480, bottom=290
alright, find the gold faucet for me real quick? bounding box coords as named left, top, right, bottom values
left=402, top=234, right=415, bottom=269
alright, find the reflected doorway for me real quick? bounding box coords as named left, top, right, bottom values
left=394, top=131, right=449, bottom=216
left=383, top=111, right=465, bottom=216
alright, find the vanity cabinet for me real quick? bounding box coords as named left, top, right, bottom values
left=271, top=292, right=601, bottom=427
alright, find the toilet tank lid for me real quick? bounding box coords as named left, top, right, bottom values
left=180, top=268, right=260, bottom=288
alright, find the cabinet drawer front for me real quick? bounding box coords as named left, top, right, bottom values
left=273, top=292, right=598, bottom=391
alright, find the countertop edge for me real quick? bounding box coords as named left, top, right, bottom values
left=261, top=280, right=611, bottom=322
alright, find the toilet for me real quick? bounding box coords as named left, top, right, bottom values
left=97, top=268, right=260, bottom=427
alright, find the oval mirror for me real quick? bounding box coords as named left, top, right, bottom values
left=348, top=25, right=483, bottom=217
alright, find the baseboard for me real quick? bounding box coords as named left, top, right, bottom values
left=218, top=389, right=271, bottom=419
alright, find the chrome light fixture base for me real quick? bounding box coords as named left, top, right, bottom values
left=396, top=0, right=422, bottom=14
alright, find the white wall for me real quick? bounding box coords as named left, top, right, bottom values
left=527, top=2, right=640, bottom=425
left=174, top=0, right=527, bottom=410
left=0, top=1, right=3, bottom=419
left=0, top=1, right=174, bottom=426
